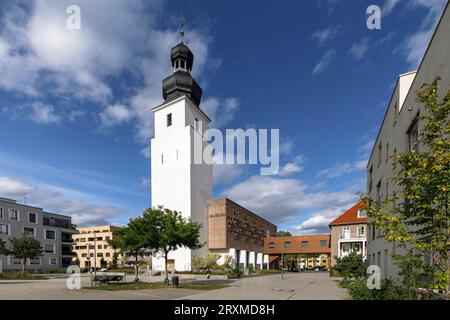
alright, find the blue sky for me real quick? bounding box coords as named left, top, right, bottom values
left=0, top=0, right=447, bottom=232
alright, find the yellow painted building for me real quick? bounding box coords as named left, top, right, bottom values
left=72, top=225, right=121, bottom=269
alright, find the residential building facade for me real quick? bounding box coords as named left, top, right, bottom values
left=72, top=225, right=122, bottom=269
left=366, top=5, right=449, bottom=280
left=263, top=234, right=331, bottom=270
left=0, top=197, right=75, bottom=271
left=329, top=202, right=367, bottom=266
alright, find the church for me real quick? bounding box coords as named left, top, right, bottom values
left=150, top=31, right=277, bottom=272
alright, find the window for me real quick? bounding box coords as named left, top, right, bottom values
left=408, top=119, right=419, bottom=152
left=392, top=148, right=397, bottom=169
left=0, top=224, right=9, bottom=235
left=29, top=213, right=37, bottom=223
left=320, top=240, right=327, bottom=247
left=342, top=243, right=350, bottom=253
left=372, top=225, right=376, bottom=241
left=89, top=245, right=95, bottom=249
left=105, top=236, right=110, bottom=241
left=97, top=253, right=103, bottom=257
left=357, top=210, right=366, bottom=218
left=357, top=226, right=365, bottom=237
left=89, top=253, right=94, bottom=257
left=368, top=166, right=373, bottom=193
left=301, top=241, right=309, bottom=248
left=161, top=154, right=164, bottom=164
left=386, top=143, right=389, bottom=162
left=284, top=242, right=291, bottom=248
left=80, top=238, right=86, bottom=242
left=194, top=118, right=200, bottom=131
left=103, top=245, right=108, bottom=249
left=9, top=209, right=20, bottom=221
left=29, top=258, right=41, bottom=265
left=105, top=252, right=110, bottom=257
left=97, top=245, right=102, bottom=249
left=376, top=179, right=382, bottom=204
left=45, top=230, right=55, bottom=240
left=23, top=227, right=35, bottom=236
left=268, top=242, right=275, bottom=248
left=166, top=113, right=172, bottom=127
left=44, top=244, right=55, bottom=254
left=0, top=207, right=3, bottom=219
left=49, top=257, right=57, bottom=265
left=377, top=142, right=382, bottom=166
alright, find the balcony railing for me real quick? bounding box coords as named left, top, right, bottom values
left=339, top=234, right=365, bottom=240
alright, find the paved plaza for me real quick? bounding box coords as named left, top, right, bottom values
left=0, top=272, right=347, bottom=300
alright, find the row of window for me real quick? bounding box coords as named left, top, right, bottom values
left=0, top=208, right=37, bottom=223
left=81, top=252, right=111, bottom=258
left=74, top=236, right=110, bottom=242
left=74, top=244, right=111, bottom=250
left=6, top=256, right=58, bottom=266
left=268, top=240, right=328, bottom=249
left=0, top=224, right=55, bottom=239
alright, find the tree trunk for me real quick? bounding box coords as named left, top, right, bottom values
left=164, top=250, right=169, bottom=285
left=22, top=258, right=25, bottom=274
left=135, top=251, right=139, bottom=281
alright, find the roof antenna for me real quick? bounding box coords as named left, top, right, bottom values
left=179, top=15, right=185, bottom=43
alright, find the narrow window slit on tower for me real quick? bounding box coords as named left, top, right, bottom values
left=167, top=113, right=172, bottom=127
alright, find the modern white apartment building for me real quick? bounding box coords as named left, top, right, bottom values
left=366, top=4, right=449, bottom=280
left=0, top=197, right=76, bottom=271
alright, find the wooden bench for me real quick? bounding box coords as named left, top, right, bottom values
left=92, top=272, right=126, bottom=286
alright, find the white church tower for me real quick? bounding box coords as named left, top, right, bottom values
left=150, top=29, right=212, bottom=272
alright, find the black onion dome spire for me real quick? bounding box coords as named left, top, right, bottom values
left=162, top=19, right=202, bottom=107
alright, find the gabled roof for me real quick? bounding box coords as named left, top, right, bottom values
left=329, top=201, right=367, bottom=226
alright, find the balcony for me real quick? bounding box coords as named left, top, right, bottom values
left=339, top=233, right=366, bottom=240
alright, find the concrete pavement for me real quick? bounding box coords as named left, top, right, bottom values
left=0, top=272, right=347, bottom=300
left=181, top=272, right=348, bottom=300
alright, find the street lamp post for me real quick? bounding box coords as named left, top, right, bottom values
left=93, top=232, right=97, bottom=279
left=281, top=233, right=284, bottom=280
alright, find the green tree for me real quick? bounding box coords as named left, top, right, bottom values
left=9, top=235, right=44, bottom=273
left=108, top=219, right=149, bottom=281
left=0, top=239, right=8, bottom=255
left=334, top=252, right=366, bottom=279
left=142, top=207, right=203, bottom=284
left=111, top=251, right=119, bottom=269
left=361, top=79, right=450, bottom=293
left=276, top=231, right=292, bottom=237
left=393, top=251, right=435, bottom=299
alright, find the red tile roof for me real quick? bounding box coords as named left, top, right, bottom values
left=328, top=201, right=367, bottom=226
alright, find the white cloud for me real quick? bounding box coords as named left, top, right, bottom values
left=398, top=0, right=447, bottom=68
left=100, top=103, right=134, bottom=128
left=29, top=102, right=62, bottom=124
left=382, top=0, right=403, bottom=16
left=0, top=176, right=34, bottom=196
left=312, top=25, right=340, bottom=45
left=0, top=175, right=126, bottom=226
left=202, top=97, right=240, bottom=128
left=348, top=38, right=370, bottom=60
left=277, top=155, right=305, bottom=177
left=312, top=48, right=336, bottom=75
left=292, top=204, right=355, bottom=234
left=318, top=160, right=367, bottom=178
left=213, top=164, right=245, bottom=186
left=222, top=175, right=357, bottom=223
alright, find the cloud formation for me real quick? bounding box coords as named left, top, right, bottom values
left=312, top=48, right=336, bottom=75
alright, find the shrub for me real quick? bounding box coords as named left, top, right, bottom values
left=345, top=278, right=406, bottom=300
left=227, top=268, right=243, bottom=279
left=334, top=252, right=366, bottom=279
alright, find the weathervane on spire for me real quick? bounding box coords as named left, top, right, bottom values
left=179, top=15, right=185, bottom=43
